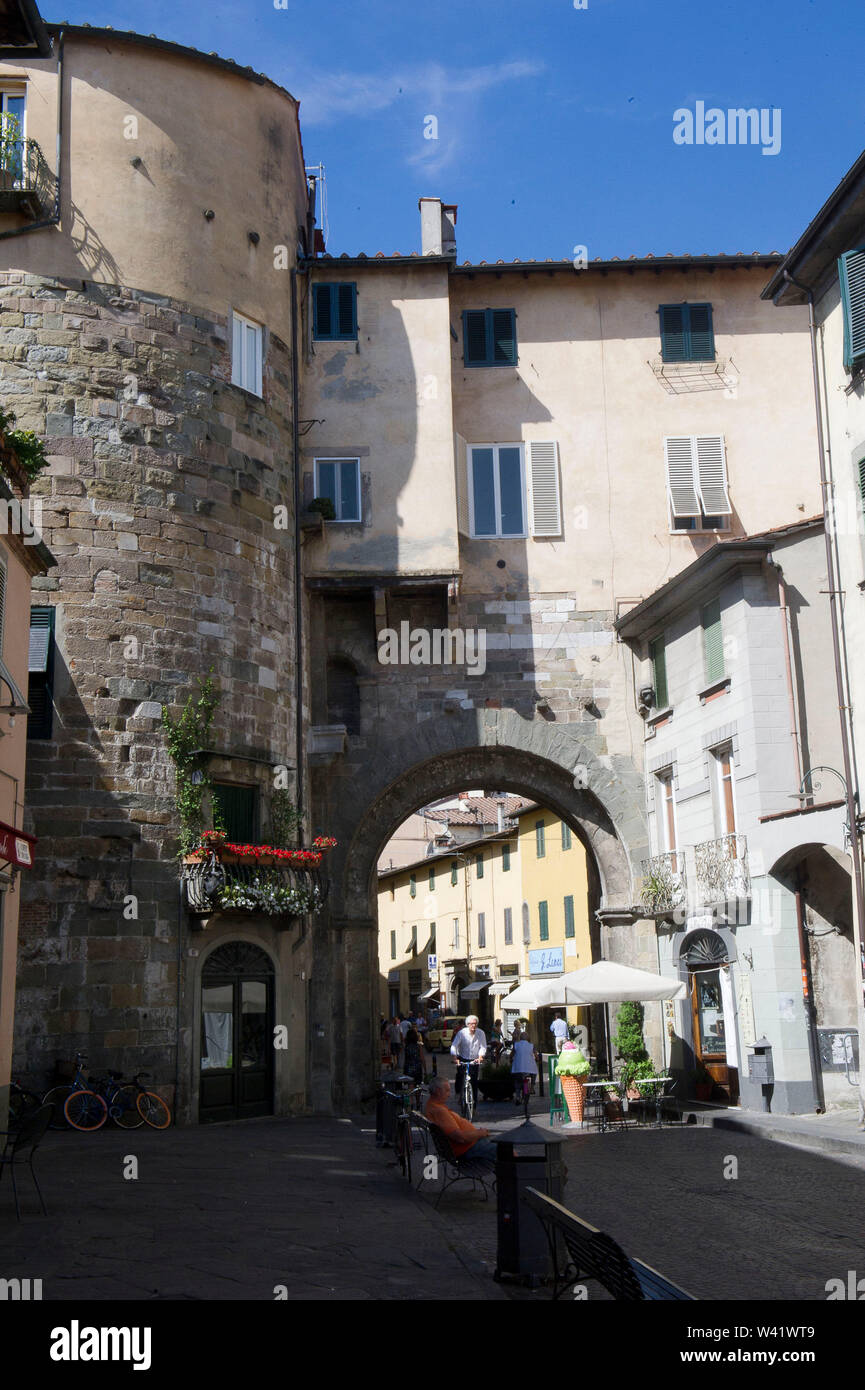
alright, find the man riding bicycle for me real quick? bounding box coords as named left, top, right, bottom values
left=450, top=1014, right=487, bottom=1114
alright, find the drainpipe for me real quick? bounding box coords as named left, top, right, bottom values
left=0, top=27, right=64, bottom=241
left=782, top=268, right=865, bottom=1125
left=290, top=268, right=303, bottom=838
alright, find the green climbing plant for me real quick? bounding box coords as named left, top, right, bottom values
left=612, top=1000, right=649, bottom=1091
left=0, top=404, right=49, bottom=483
left=161, top=674, right=222, bottom=855
left=270, top=788, right=303, bottom=847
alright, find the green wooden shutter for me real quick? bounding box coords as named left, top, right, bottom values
left=313, top=283, right=332, bottom=338
left=561, top=822, right=572, bottom=851
left=463, top=310, right=488, bottom=365
left=212, top=784, right=257, bottom=842
left=504, top=907, right=512, bottom=944
left=702, top=599, right=724, bottom=682
left=476, top=854, right=484, bottom=879
left=478, top=912, right=486, bottom=948
left=429, top=864, right=435, bottom=889
left=687, top=303, right=715, bottom=360
left=659, top=305, right=687, bottom=362
left=538, top=901, right=549, bottom=941
left=491, top=308, right=517, bottom=364
left=840, top=250, right=865, bottom=370
left=27, top=606, right=55, bottom=740
left=409, top=873, right=416, bottom=898
left=564, top=895, right=575, bottom=938
left=535, top=820, right=545, bottom=858
left=502, top=844, right=511, bottom=872
left=650, top=635, right=668, bottom=709
left=450, top=860, right=458, bottom=886
left=430, top=922, right=436, bottom=951
left=390, top=931, right=396, bottom=960
left=336, top=283, right=356, bottom=337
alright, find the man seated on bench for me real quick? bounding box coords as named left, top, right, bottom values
left=424, top=1076, right=497, bottom=1167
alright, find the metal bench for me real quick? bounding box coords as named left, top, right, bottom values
left=524, top=1187, right=695, bottom=1300
left=413, top=1113, right=495, bottom=1208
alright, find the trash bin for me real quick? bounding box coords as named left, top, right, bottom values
left=493, top=1119, right=566, bottom=1283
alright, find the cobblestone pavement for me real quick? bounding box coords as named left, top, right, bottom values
left=3, top=1098, right=864, bottom=1302
left=378, top=1084, right=865, bottom=1302
left=0, top=1117, right=509, bottom=1301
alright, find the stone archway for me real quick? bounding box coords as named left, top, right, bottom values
left=308, top=707, right=649, bottom=1111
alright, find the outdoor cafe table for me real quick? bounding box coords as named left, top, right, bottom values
left=580, top=1081, right=616, bottom=1132
left=632, top=1077, right=673, bottom=1128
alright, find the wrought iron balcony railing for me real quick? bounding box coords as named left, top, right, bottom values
left=0, top=138, right=55, bottom=219
left=694, top=833, right=750, bottom=908
left=639, top=851, right=687, bottom=918
left=183, top=851, right=328, bottom=923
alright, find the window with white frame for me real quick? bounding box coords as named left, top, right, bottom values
left=655, top=768, right=678, bottom=869
left=452, top=916, right=460, bottom=947
left=467, top=441, right=562, bottom=539
left=1, top=86, right=27, bottom=183
left=711, top=744, right=737, bottom=837
left=314, top=458, right=361, bottom=522
left=231, top=312, right=263, bottom=396
left=664, top=435, right=731, bottom=531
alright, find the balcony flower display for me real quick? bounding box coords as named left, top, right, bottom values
left=555, top=1043, right=590, bottom=1122
left=183, top=829, right=337, bottom=920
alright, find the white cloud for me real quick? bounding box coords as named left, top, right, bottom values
left=296, top=58, right=544, bottom=126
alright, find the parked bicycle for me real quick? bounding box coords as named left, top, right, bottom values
left=65, top=1071, right=171, bottom=1132
left=8, top=1078, right=43, bottom=1126
left=42, top=1052, right=93, bottom=1130
left=384, top=1082, right=425, bottom=1183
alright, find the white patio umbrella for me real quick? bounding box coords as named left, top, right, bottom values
left=534, top=960, right=686, bottom=1006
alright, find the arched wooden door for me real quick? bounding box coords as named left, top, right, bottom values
left=199, top=942, right=275, bottom=1123
left=683, top=930, right=739, bottom=1105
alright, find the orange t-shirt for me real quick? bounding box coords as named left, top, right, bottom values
left=425, top=1097, right=483, bottom=1157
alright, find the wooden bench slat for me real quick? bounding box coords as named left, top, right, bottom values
left=525, top=1186, right=695, bottom=1301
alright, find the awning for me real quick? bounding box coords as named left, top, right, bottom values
left=460, top=981, right=491, bottom=997
left=0, top=820, right=35, bottom=869
left=534, top=960, right=687, bottom=1005
left=488, top=981, right=516, bottom=996
left=419, top=985, right=441, bottom=1000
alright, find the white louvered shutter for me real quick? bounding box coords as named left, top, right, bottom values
left=454, top=433, right=470, bottom=536
left=695, top=435, right=731, bottom=515
left=231, top=313, right=244, bottom=388
left=527, top=440, right=562, bottom=537
left=664, top=436, right=700, bottom=517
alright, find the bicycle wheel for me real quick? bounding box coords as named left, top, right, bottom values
left=110, top=1084, right=145, bottom=1129
left=464, top=1071, right=474, bottom=1123
left=395, top=1117, right=410, bottom=1181
left=137, top=1090, right=171, bottom=1129
left=64, top=1088, right=108, bottom=1131
left=42, top=1085, right=74, bottom=1130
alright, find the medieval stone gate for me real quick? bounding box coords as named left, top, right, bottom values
left=308, top=707, right=652, bottom=1111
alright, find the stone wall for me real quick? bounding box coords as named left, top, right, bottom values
left=3, top=270, right=303, bottom=1103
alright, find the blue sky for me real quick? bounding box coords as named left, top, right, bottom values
left=46, top=0, right=865, bottom=261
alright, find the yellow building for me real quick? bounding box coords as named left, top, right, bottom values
left=510, top=804, right=593, bottom=1047
left=376, top=828, right=525, bottom=1028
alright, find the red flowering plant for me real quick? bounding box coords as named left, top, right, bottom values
left=312, top=836, right=337, bottom=851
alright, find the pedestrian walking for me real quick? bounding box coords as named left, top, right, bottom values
left=402, top=1025, right=425, bottom=1085
left=550, top=1011, right=569, bottom=1054
left=388, top=1017, right=402, bottom=1068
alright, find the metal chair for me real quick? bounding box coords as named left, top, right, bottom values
left=0, top=1103, right=52, bottom=1219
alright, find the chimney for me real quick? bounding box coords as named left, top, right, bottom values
left=419, top=197, right=457, bottom=258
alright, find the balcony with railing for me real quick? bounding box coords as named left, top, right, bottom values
left=694, top=833, right=750, bottom=909
left=0, top=138, right=54, bottom=219
left=639, top=851, right=687, bottom=919
left=182, top=840, right=334, bottom=927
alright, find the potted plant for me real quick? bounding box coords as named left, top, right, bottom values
left=477, top=1061, right=514, bottom=1102
left=612, top=1001, right=649, bottom=1097
left=555, top=1042, right=590, bottom=1120
left=693, top=1063, right=713, bottom=1102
